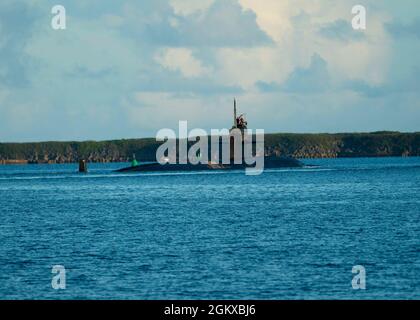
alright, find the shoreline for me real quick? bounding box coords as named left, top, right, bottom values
left=0, top=154, right=419, bottom=166
left=1, top=132, right=419, bottom=164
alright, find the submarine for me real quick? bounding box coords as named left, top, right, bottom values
left=116, top=100, right=303, bottom=173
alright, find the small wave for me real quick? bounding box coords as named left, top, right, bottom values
left=0, top=169, right=244, bottom=181
left=0, top=166, right=336, bottom=181
left=0, top=162, right=418, bottom=181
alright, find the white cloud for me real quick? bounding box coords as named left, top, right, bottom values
left=155, top=48, right=211, bottom=78
left=214, top=47, right=293, bottom=90
left=238, top=0, right=294, bottom=43
left=170, top=0, right=215, bottom=16
left=233, top=0, right=393, bottom=87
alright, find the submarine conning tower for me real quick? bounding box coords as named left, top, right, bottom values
left=231, top=98, right=247, bottom=132
left=229, top=98, right=249, bottom=162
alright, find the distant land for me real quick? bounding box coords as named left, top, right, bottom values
left=0, top=132, right=419, bottom=164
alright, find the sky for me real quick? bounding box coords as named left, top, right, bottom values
left=0, top=0, right=419, bottom=142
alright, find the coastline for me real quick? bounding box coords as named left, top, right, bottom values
left=1, top=131, right=419, bottom=164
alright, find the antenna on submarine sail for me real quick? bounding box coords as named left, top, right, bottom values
left=233, top=98, right=237, bottom=128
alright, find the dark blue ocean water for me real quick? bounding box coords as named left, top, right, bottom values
left=0, top=157, right=419, bottom=299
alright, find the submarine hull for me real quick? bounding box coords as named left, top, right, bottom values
left=116, top=156, right=303, bottom=173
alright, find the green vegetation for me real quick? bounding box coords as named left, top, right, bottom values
left=0, top=132, right=419, bottom=163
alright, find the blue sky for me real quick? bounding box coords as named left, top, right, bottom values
left=0, top=0, right=419, bottom=142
